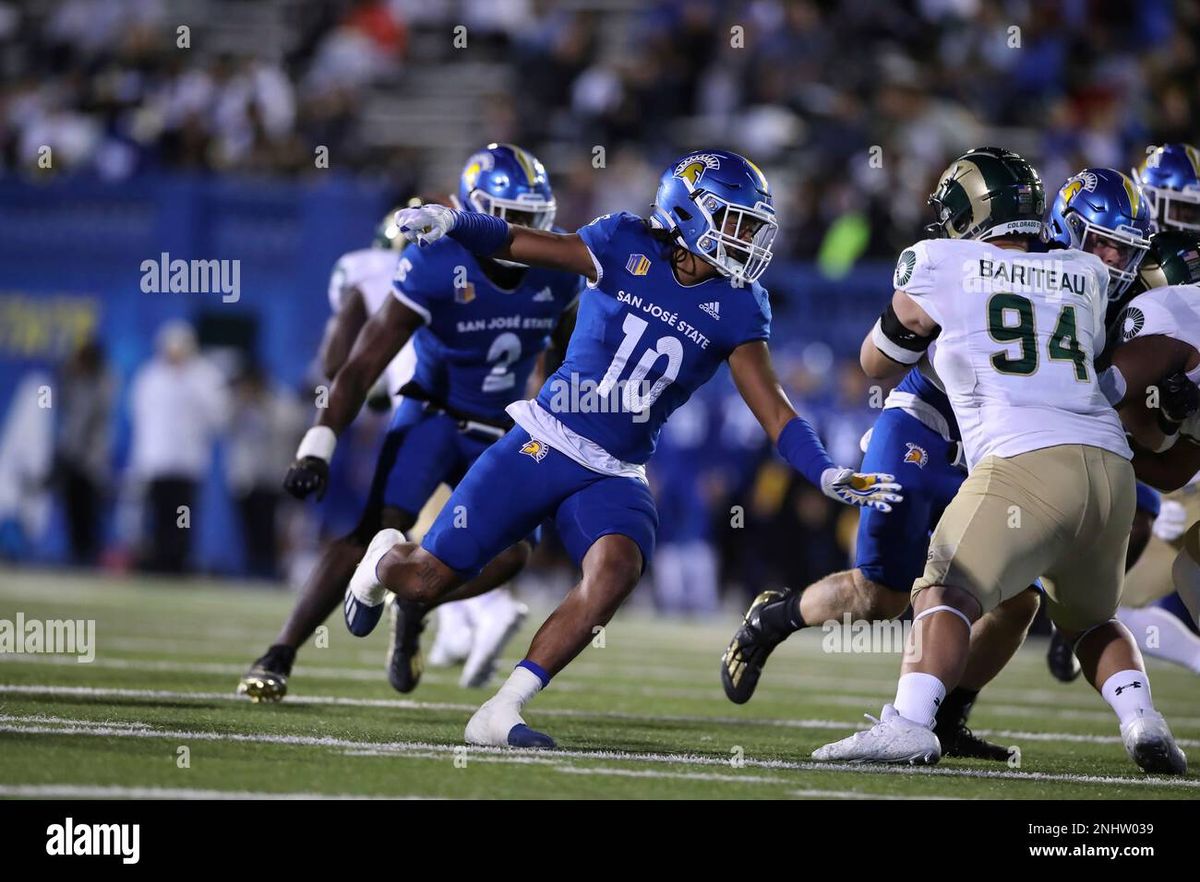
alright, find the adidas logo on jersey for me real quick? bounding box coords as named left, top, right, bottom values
left=532, top=286, right=554, bottom=302
left=699, top=301, right=720, bottom=320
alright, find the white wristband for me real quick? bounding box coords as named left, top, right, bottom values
left=297, top=426, right=337, bottom=462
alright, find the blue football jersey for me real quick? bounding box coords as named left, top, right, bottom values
left=392, top=238, right=582, bottom=421
left=535, top=211, right=771, bottom=463
left=893, top=366, right=961, bottom=441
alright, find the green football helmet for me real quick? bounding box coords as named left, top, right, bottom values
left=373, top=198, right=422, bottom=250
left=1132, top=230, right=1200, bottom=293
left=926, top=147, right=1046, bottom=241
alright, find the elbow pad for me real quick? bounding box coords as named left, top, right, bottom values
left=871, top=303, right=937, bottom=365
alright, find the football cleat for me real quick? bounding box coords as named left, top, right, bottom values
left=344, top=528, right=404, bottom=637
left=721, top=588, right=798, bottom=704
left=461, top=600, right=528, bottom=688
left=1121, top=709, right=1188, bottom=775
left=387, top=598, right=427, bottom=694
left=428, top=603, right=473, bottom=667
left=464, top=696, right=556, bottom=749
left=935, top=723, right=1012, bottom=762
left=812, top=705, right=941, bottom=765
left=1046, top=626, right=1082, bottom=683
left=236, top=645, right=295, bottom=703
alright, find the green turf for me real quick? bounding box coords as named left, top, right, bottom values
left=1, top=567, right=1197, bottom=799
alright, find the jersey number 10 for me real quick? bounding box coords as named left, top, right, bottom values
left=987, top=292, right=1089, bottom=381
left=596, top=312, right=684, bottom=414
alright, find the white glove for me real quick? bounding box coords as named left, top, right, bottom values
left=820, top=467, right=903, bottom=513
left=1153, top=499, right=1189, bottom=543
left=394, top=204, right=456, bottom=247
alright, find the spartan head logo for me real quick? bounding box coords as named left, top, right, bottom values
left=903, top=443, right=928, bottom=468
left=675, top=153, right=721, bottom=187
left=520, top=438, right=549, bottom=462
left=1060, top=171, right=1099, bottom=204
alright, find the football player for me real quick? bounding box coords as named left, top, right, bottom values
left=350, top=149, right=902, bottom=749
left=720, top=149, right=1052, bottom=762
left=813, top=163, right=1187, bottom=773
left=237, top=144, right=580, bottom=701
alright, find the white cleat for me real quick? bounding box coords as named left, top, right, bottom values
left=461, top=600, right=528, bottom=688
left=1121, top=709, right=1188, bottom=775
left=344, top=529, right=404, bottom=637
left=464, top=695, right=556, bottom=749
left=812, top=704, right=941, bottom=765
left=428, top=602, right=474, bottom=668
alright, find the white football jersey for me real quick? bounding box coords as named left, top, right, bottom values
left=1119, top=284, right=1200, bottom=447
left=895, top=238, right=1131, bottom=469
left=327, top=248, right=415, bottom=407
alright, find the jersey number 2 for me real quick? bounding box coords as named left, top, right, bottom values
left=987, top=292, right=1088, bottom=381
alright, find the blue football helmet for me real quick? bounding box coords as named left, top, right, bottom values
left=458, top=143, right=556, bottom=231
left=650, top=149, right=777, bottom=284
left=1043, top=168, right=1152, bottom=300
left=1134, top=143, right=1200, bottom=233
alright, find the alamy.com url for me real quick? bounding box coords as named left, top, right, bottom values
left=1028, top=844, right=1154, bottom=858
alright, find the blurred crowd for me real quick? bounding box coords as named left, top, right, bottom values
left=4, top=0, right=1197, bottom=257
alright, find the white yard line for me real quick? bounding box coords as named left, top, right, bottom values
left=3, top=684, right=1198, bottom=749
left=5, top=654, right=1197, bottom=722
left=1, top=711, right=1196, bottom=792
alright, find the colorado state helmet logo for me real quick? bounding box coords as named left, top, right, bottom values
left=903, top=443, right=928, bottom=468
left=520, top=438, right=549, bottom=462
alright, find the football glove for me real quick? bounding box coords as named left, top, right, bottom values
left=820, top=468, right=903, bottom=513
left=1159, top=370, right=1200, bottom=427
left=394, top=204, right=455, bottom=247
left=1152, top=499, right=1189, bottom=543
left=283, top=457, right=329, bottom=501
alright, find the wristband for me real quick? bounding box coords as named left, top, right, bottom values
left=297, top=425, right=337, bottom=462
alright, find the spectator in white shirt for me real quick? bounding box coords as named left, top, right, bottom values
left=129, top=320, right=228, bottom=573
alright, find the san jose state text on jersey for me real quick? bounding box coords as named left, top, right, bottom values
left=535, top=211, right=771, bottom=463
left=392, top=236, right=581, bottom=421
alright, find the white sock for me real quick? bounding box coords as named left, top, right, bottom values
left=893, top=672, right=946, bottom=729
left=1100, top=669, right=1155, bottom=727
left=1117, top=606, right=1200, bottom=674
left=494, top=665, right=544, bottom=711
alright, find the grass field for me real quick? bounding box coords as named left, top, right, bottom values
left=1, top=567, right=1198, bottom=800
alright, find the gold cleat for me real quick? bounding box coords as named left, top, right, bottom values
left=236, top=645, right=295, bottom=703
left=236, top=668, right=288, bottom=703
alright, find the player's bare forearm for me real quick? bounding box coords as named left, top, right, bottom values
left=861, top=289, right=936, bottom=379
left=860, top=332, right=908, bottom=379
left=1132, top=440, right=1200, bottom=492
left=318, top=288, right=368, bottom=379
left=315, top=298, right=421, bottom=435
left=499, top=227, right=597, bottom=282
left=1111, top=335, right=1193, bottom=450
left=728, top=340, right=798, bottom=443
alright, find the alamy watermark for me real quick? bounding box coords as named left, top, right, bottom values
left=140, top=252, right=240, bottom=303
left=0, top=613, right=95, bottom=663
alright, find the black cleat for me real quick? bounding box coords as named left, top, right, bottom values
left=387, top=598, right=427, bottom=694
left=721, top=588, right=798, bottom=704
left=1047, top=626, right=1082, bottom=683
left=935, top=723, right=1013, bottom=762
left=237, top=644, right=295, bottom=703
